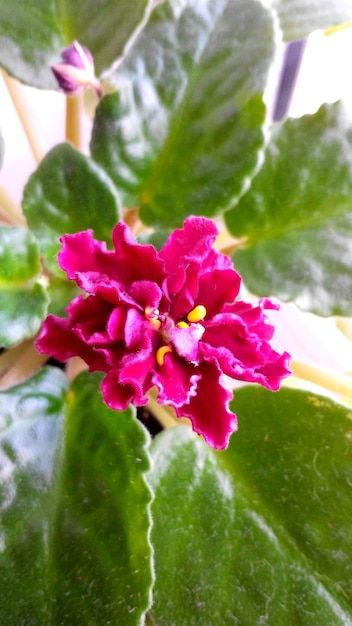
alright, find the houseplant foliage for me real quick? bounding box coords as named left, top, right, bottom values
left=1, top=0, right=352, bottom=624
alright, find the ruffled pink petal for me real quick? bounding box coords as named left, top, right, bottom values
left=160, top=218, right=218, bottom=308
left=59, top=231, right=116, bottom=280
left=107, top=308, right=128, bottom=341
left=170, top=324, right=204, bottom=363
left=111, top=332, right=158, bottom=404
left=196, top=268, right=241, bottom=317
left=101, top=371, right=139, bottom=411
left=167, top=262, right=200, bottom=320
left=112, top=222, right=165, bottom=285
left=66, top=294, right=112, bottom=341
left=200, top=306, right=291, bottom=389
left=200, top=341, right=291, bottom=389
left=129, top=280, right=162, bottom=310
left=124, top=308, right=148, bottom=350
left=160, top=217, right=219, bottom=271
left=36, top=315, right=109, bottom=372
left=152, top=352, right=201, bottom=408
left=174, top=360, right=237, bottom=450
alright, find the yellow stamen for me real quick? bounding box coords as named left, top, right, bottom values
left=177, top=321, right=189, bottom=329
left=187, top=304, right=207, bottom=323
left=145, top=306, right=159, bottom=320
left=156, top=345, right=172, bottom=366
left=150, top=318, right=161, bottom=330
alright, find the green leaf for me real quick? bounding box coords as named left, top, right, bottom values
left=0, top=226, right=48, bottom=347
left=0, top=0, right=151, bottom=88
left=0, top=368, right=153, bottom=624
left=225, top=102, right=352, bottom=316
left=0, top=367, right=68, bottom=623
left=148, top=387, right=352, bottom=625
left=46, top=275, right=81, bottom=317
left=272, top=0, right=352, bottom=41
left=54, top=371, right=153, bottom=625
left=91, top=0, right=279, bottom=228
left=22, top=143, right=120, bottom=277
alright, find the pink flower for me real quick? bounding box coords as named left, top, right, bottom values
left=36, top=217, right=291, bottom=449
left=51, top=41, right=102, bottom=97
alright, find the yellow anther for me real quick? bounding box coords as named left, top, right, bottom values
left=150, top=318, right=161, bottom=330
left=187, top=304, right=207, bottom=323
left=177, top=321, right=189, bottom=329
left=145, top=306, right=159, bottom=320
left=156, top=345, right=172, bottom=366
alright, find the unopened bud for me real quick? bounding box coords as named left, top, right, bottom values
left=51, top=40, right=102, bottom=97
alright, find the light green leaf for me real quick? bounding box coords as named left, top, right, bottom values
left=91, top=0, right=279, bottom=228
left=0, top=226, right=48, bottom=347
left=46, top=275, right=81, bottom=317
left=0, top=368, right=153, bottom=624
left=226, top=102, right=352, bottom=316
left=22, top=143, right=120, bottom=277
left=148, top=387, right=352, bottom=625
left=272, top=0, right=352, bottom=41
left=0, top=0, right=151, bottom=88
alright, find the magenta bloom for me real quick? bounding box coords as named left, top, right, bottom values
left=37, top=217, right=291, bottom=449
left=52, top=40, right=102, bottom=97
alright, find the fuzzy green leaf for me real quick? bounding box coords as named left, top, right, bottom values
left=0, top=226, right=48, bottom=347
left=22, top=143, right=120, bottom=277
left=272, top=0, right=352, bottom=41
left=0, top=368, right=153, bottom=624
left=226, top=102, right=352, bottom=316
left=91, top=0, right=278, bottom=228
left=148, top=387, right=352, bottom=624
left=0, top=0, right=151, bottom=88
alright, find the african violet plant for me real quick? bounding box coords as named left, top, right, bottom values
left=1, top=0, right=352, bottom=624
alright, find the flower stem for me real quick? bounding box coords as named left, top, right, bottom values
left=2, top=71, right=46, bottom=163
left=0, top=339, right=47, bottom=390
left=147, top=393, right=179, bottom=430
left=0, top=185, right=27, bottom=226
left=290, top=358, right=352, bottom=402
left=66, top=93, right=82, bottom=150
left=335, top=317, right=352, bottom=344
left=123, top=208, right=144, bottom=236
left=214, top=228, right=247, bottom=255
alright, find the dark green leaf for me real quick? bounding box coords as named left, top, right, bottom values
left=0, top=0, right=151, bottom=88
left=0, top=368, right=153, bottom=624
left=91, top=0, right=278, bottom=228
left=0, top=226, right=48, bottom=347
left=0, top=367, right=68, bottom=623
left=54, top=371, right=153, bottom=625
left=225, top=102, right=352, bottom=316
left=22, top=143, right=120, bottom=277
left=272, top=0, right=352, bottom=41
left=46, top=275, right=82, bottom=317
left=148, top=387, right=352, bottom=625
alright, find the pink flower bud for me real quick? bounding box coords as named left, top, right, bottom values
left=51, top=40, right=102, bottom=97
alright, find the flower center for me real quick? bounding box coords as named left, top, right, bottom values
left=144, top=304, right=207, bottom=366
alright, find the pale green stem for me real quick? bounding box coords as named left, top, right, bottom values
left=66, top=93, right=83, bottom=150
left=335, top=317, right=352, bottom=345
left=2, top=71, right=46, bottom=163
left=147, top=393, right=179, bottom=430
left=0, top=185, right=27, bottom=226
left=214, top=228, right=248, bottom=255
left=0, top=339, right=48, bottom=390
left=291, top=358, right=352, bottom=401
